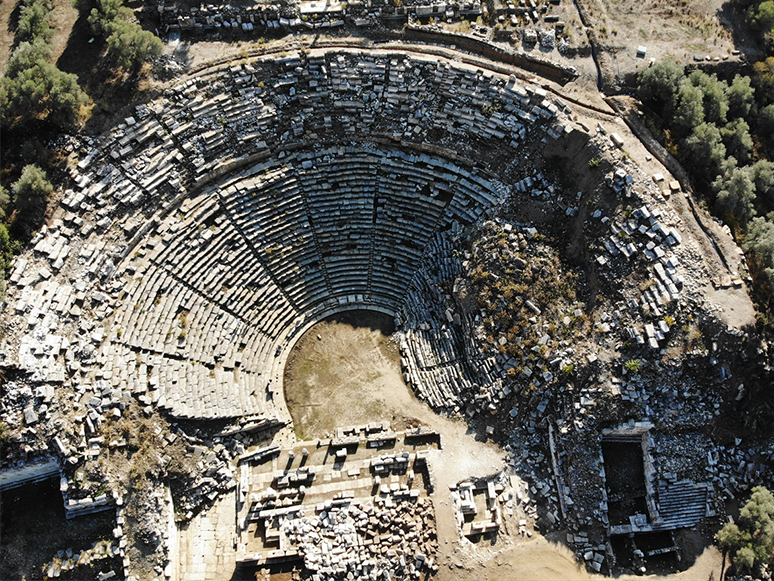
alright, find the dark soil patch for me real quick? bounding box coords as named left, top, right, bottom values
left=0, top=478, right=116, bottom=580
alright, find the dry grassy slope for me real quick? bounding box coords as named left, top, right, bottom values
left=585, top=0, right=743, bottom=82
left=0, top=0, right=79, bottom=76
left=0, top=0, right=15, bottom=74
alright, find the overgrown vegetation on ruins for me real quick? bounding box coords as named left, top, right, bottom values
left=637, top=2, right=774, bottom=312
left=2, top=2, right=774, bottom=576
left=0, top=0, right=161, bottom=289
left=465, top=222, right=586, bottom=382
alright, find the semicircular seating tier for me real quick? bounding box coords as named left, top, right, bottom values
left=7, top=50, right=579, bottom=425
left=112, top=146, right=508, bottom=420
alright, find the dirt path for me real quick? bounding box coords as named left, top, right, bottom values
left=435, top=534, right=722, bottom=581
left=176, top=490, right=237, bottom=581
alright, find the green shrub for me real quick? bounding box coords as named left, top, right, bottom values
left=624, top=359, right=641, bottom=374
left=17, top=0, right=54, bottom=42
left=12, top=164, right=52, bottom=213
left=716, top=486, right=774, bottom=576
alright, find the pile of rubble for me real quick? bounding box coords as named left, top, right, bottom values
left=282, top=497, right=438, bottom=579
left=119, top=484, right=178, bottom=581
left=41, top=539, right=120, bottom=580
left=174, top=441, right=239, bottom=520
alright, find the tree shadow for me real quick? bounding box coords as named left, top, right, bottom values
left=0, top=479, right=118, bottom=580
left=717, top=1, right=764, bottom=61
left=55, top=2, right=103, bottom=81
left=55, top=2, right=159, bottom=132
left=323, top=310, right=396, bottom=336
left=7, top=0, right=23, bottom=47
left=465, top=419, right=497, bottom=443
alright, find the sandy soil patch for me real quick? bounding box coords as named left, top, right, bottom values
left=284, top=311, right=428, bottom=440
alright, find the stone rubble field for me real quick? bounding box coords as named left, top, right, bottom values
left=0, top=46, right=770, bottom=581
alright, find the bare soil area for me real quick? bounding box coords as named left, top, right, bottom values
left=283, top=311, right=419, bottom=440
left=435, top=533, right=722, bottom=581
left=283, top=311, right=505, bottom=477
left=586, top=0, right=748, bottom=85
left=0, top=0, right=19, bottom=75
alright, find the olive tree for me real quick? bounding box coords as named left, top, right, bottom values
left=17, top=0, right=53, bottom=42
left=12, top=164, right=53, bottom=214
left=727, top=74, right=755, bottom=119
left=713, top=160, right=757, bottom=225
left=680, top=122, right=726, bottom=177
left=0, top=40, right=89, bottom=129
left=88, top=0, right=162, bottom=71
left=716, top=487, right=774, bottom=575
left=721, top=118, right=754, bottom=164
left=672, top=81, right=705, bottom=135
left=105, top=19, right=162, bottom=70
left=637, top=59, right=684, bottom=112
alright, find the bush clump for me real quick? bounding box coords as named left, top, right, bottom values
left=716, top=486, right=774, bottom=576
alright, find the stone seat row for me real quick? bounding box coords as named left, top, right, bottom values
left=414, top=326, right=461, bottom=370
left=110, top=143, right=504, bottom=356
left=101, top=331, right=277, bottom=420
left=59, top=50, right=574, bottom=421
left=395, top=231, right=485, bottom=411
left=81, top=50, right=569, bottom=199
left=112, top=266, right=289, bottom=372
left=142, top=346, right=271, bottom=419
left=207, top=151, right=491, bottom=308
left=131, top=53, right=562, bottom=178
left=403, top=358, right=470, bottom=410
left=145, top=201, right=297, bottom=327
left=153, top=355, right=270, bottom=419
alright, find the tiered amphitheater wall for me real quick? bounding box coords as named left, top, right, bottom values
left=7, top=48, right=584, bottom=429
